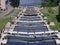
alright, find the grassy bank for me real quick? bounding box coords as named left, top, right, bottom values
left=39, top=7, right=60, bottom=31
left=0, top=9, right=22, bottom=31
left=0, top=18, right=11, bottom=31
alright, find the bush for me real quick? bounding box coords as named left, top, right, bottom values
left=48, top=7, right=55, bottom=14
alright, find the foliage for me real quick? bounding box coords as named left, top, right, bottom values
left=9, top=0, right=20, bottom=7
left=42, top=0, right=58, bottom=7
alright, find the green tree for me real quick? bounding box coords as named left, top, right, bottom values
left=9, top=0, right=20, bottom=7
left=42, top=0, right=57, bottom=7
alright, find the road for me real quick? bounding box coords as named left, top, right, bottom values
left=0, top=9, right=21, bottom=19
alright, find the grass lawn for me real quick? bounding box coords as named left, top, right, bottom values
left=40, top=7, right=60, bottom=31
left=0, top=18, right=11, bottom=31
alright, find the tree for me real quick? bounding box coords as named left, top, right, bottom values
left=42, top=0, right=57, bottom=7
left=9, top=0, right=20, bottom=7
